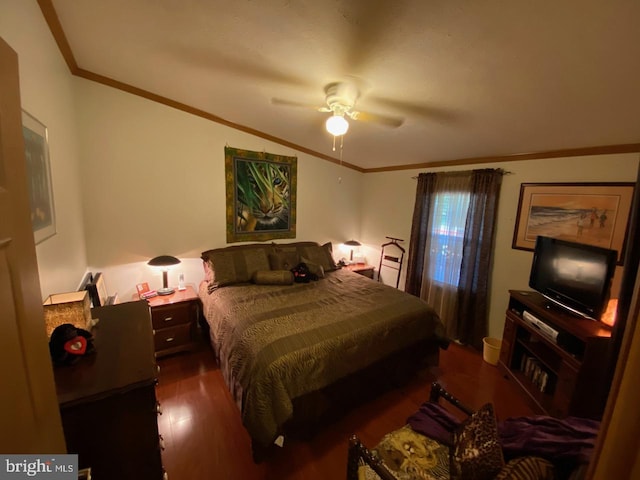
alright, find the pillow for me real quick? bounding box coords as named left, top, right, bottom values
left=203, top=259, right=214, bottom=284
left=269, top=251, right=299, bottom=271
left=451, top=403, right=504, bottom=480
left=300, top=243, right=337, bottom=272
left=252, top=270, right=294, bottom=285
left=206, top=247, right=271, bottom=287
left=373, top=424, right=450, bottom=479
left=493, top=456, right=555, bottom=480
left=301, top=256, right=325, bottom=278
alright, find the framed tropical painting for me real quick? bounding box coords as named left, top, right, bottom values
left=225, top=147, right=297, bottom=243
left=22, top=110, right=56, bottom=244
left=512, top=182, right=634, bottom=264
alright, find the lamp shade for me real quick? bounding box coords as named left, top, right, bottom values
left=325, top=114, right=349, bottom=136
left=148, top=255, right=181, bottom=295
left=43, top=291, right=93, bottom=337
left=344, top=240, right=361, bottom=262
left=147, top=255, right=181, bottom=267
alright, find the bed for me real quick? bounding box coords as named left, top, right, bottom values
left=198, top=241, right=446, bottom=455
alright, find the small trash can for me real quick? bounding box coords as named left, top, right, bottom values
left=482, top=337, right=502, bottom=366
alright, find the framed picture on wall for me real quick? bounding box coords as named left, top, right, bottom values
left=22, top=110, right=56, bottom=244
left=512, top=182, right=635, bottom=264
left=224, top=146, right=297, bottom=243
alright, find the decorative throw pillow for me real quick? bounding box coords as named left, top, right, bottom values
left=207, top=248, right=271, bottom=287
left=300, top=244, right=337, bottom=272
left=252, top=270, right=294, bottom=285
left=374, top=424, right=450, bottom=480
left=493, top=456, right=556, bottom=480
left=301, top=256, right=325, bottom=278
left=269, top=251, right=299, bottom=271
left=451, top=403, right=504, bottom=480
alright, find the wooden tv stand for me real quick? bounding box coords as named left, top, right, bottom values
left=499, top=290, right=612, bottom=419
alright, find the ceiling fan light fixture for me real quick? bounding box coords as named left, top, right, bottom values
left=325, top=114, right=349, bottom=136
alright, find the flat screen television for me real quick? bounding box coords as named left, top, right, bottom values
left=529, top=236, right=617, bottom=321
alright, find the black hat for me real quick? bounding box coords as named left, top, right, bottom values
left=49, top=323, right=95, bottom=366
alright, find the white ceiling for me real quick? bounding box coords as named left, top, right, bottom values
left=48, top=0, right=640, bottom=170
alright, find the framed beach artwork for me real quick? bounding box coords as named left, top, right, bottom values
left=225, top=146, right=297, bottom=243
left=512, top=182, right=635, bottom=264
left=22, top=111, right=56, bottom=244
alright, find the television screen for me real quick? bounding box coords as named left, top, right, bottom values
left=529, top=236, right=617, bottom=320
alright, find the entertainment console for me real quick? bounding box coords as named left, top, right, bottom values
left=499, top=290, right=612, bottom=419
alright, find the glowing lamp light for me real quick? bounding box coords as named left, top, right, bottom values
left=601, top=298, right=618, bottom=327
left=344, top=239, right=361, bottom=262
left=148, top=255, right=181, bottom=296
left=325, top=114, right=349, bottom=136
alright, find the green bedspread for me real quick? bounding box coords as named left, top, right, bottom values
left=199, top=268, right=443, bottom=446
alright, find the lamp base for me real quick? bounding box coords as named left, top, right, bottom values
left=157, top=287, right=175, bottom=296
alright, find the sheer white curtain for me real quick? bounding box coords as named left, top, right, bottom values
left=419, top=172, right=471, bottom=338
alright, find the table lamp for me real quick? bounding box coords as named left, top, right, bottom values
left=148, top=255, right=181, bottom=295
left=43, top=290, right=93, bottom=337
left=344, top=240, right=361, bottom=262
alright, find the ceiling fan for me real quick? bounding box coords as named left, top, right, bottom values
left=271, top=80, right=405, bottom=137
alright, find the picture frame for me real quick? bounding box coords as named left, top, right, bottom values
left=86, top=272, right=109, bottom=307
left=22, top=110, right=56, bottom=244
left=512, top=182, right=635, bottom=264
left=225, top=146, right=297, bottom=243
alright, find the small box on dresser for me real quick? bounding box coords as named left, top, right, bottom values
left=54, top=301, right=166, bottom=480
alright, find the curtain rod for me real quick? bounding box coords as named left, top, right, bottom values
left=411, top=169, right=513, bottom=179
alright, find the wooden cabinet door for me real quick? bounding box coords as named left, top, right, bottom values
left=0, top=37, right=65, bottom=453
left=499, top=315, right=516, bottom=368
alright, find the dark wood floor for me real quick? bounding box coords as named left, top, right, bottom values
left=155, top=336, right=536, bottom=480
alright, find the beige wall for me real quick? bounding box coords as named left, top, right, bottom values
left=74, top=79, right=364, bottom=300
left=0, top=0, right=88, bottom=299
left=361, top=154, right=639, bottom=339
left=2, top=0, right=638, bottom=337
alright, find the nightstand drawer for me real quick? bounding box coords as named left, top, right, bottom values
left=154, top=323, right=192, bottom=351
left=151, top=303, right=191, bottom=329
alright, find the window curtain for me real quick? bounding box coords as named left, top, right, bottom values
left=406, top=169, right=503, bottom=348
left=455, top=169, right=504, bottom=349
left=406, top=173, right=436, bottom=296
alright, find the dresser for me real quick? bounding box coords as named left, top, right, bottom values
left=54, top=301, right=165, bottom=479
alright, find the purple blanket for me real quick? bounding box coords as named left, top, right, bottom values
left=406, top=402, right=600, bottom=464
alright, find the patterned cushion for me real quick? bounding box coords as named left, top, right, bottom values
left=205, top=247, right=271, bottom=287
left=269, top=251, right=299, bottom=270
left=373, top=425, right=450, bottom=480
left=301, top=257, right=325, bottom=278
left=451, top=403, right=504, bottom=480
left=252, top=270, right=294, bottom=285
left=494, top=456, right=556, bottom=480
left=300, top=243, right=337, bottom=272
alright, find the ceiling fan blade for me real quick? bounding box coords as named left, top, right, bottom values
left=341, top=1, right=407, bottom=73
left=350, top=110, right=404, bottom=128
left=167, top=46, right=311, bottom=87
left=270, top=98, right=326, bottom=111
left=368, top=96, right=462, bottom=124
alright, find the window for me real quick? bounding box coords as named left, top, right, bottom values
left=428, top=191, right=470, bottom=285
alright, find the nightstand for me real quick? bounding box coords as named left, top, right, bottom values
left=146, top=285, right=200, bottom=357
left=343, top=263, right=375, bottom=279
